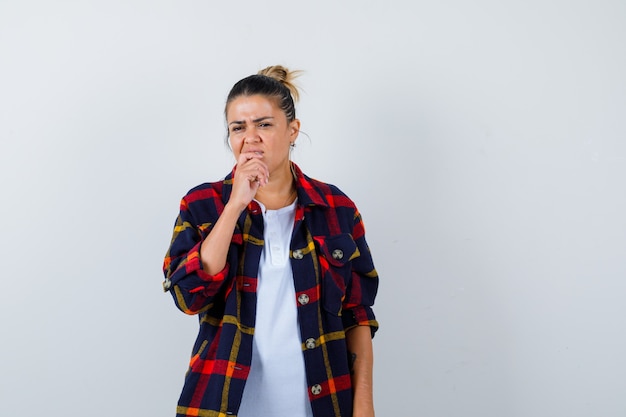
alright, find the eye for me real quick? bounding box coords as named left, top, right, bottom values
left=230, top=126, right=243, bottom=133
left=258, top=122, right=272, bottom=128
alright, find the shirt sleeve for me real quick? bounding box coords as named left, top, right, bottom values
left=163, top=195, right=230, bottom=315
left=341, top=209, right=379, bottom=336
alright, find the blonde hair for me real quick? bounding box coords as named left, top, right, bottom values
left=257, top=65, right=303, bottom=102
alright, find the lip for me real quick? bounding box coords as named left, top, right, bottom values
left=243, top=148, right=264, bottom=155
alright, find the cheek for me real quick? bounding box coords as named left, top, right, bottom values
left=229, top=135, right=243, bottom=151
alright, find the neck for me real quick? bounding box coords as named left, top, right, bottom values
left=254, top=163, right=296, bottom=210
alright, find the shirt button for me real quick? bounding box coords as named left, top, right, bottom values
left=162, top=278, right=172, bottom=292
left=311, top=384, right=322, bottom=395
left=293, top=249, right=304, bottom=259
left=332, top=249, right=344, bottom=260
left=305, top=338, right=316, bottom=349
left=298, top=294, right=310, bottom=305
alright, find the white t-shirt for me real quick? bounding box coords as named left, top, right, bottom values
left=238, top=199, right=314, bottom=417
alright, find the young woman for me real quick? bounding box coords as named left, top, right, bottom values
left=163, top=65, right=379, bottom=417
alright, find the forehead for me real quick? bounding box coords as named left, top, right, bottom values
left=226, top=95, right=282, bottom=121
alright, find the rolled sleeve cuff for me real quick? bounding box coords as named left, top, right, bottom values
left=169, top=241, right=230, bottom=294
left=342, top=305, right=379, bottom=337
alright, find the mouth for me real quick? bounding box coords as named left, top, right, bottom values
left=244, top=148, right=264, bottom=155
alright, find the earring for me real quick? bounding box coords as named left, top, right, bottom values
left=290, top=142, right=296, bottom=148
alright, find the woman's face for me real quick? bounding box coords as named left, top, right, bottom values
left=227, top=94, right=299, bottom=174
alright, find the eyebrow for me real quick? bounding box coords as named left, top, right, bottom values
left=228, top=116, right=274, bottom=126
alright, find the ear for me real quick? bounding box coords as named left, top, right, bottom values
left=289, top=119, right=301, bottom=142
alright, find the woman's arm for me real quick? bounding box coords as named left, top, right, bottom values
left=163, top=193, right=235, bottom=315
left=164, top=152, right=270, bottom=314
left=200, top=151, right=268, bottom=274
left=346, top=325, right=375, bottom=417
left=199, top=202, right=244, bottom=275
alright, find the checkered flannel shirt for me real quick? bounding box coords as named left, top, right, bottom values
left=163, top=163, right=379, bottom=417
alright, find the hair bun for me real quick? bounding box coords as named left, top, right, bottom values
left=257, top=65, right=302, bottom=102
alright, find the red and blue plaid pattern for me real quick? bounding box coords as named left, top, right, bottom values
left=163, top=163, right=379, bottom=417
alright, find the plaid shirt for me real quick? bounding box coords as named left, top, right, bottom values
left=163, top=164, right=379, bottom=417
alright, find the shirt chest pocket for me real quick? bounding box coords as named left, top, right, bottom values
left=314, top=234, right=360, bottom=316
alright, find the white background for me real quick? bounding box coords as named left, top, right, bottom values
left=1, top=1, right=625, bottom=416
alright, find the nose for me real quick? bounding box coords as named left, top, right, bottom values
left=244, top=127, right=261, bottom=144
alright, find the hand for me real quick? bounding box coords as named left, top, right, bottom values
left=228, top=152, right=269, bottom=210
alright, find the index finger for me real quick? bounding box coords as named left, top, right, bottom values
left=237, top=151, right=263, bottom=164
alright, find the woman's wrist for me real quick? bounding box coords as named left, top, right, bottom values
left=223, top=198, right=249, bottom=216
